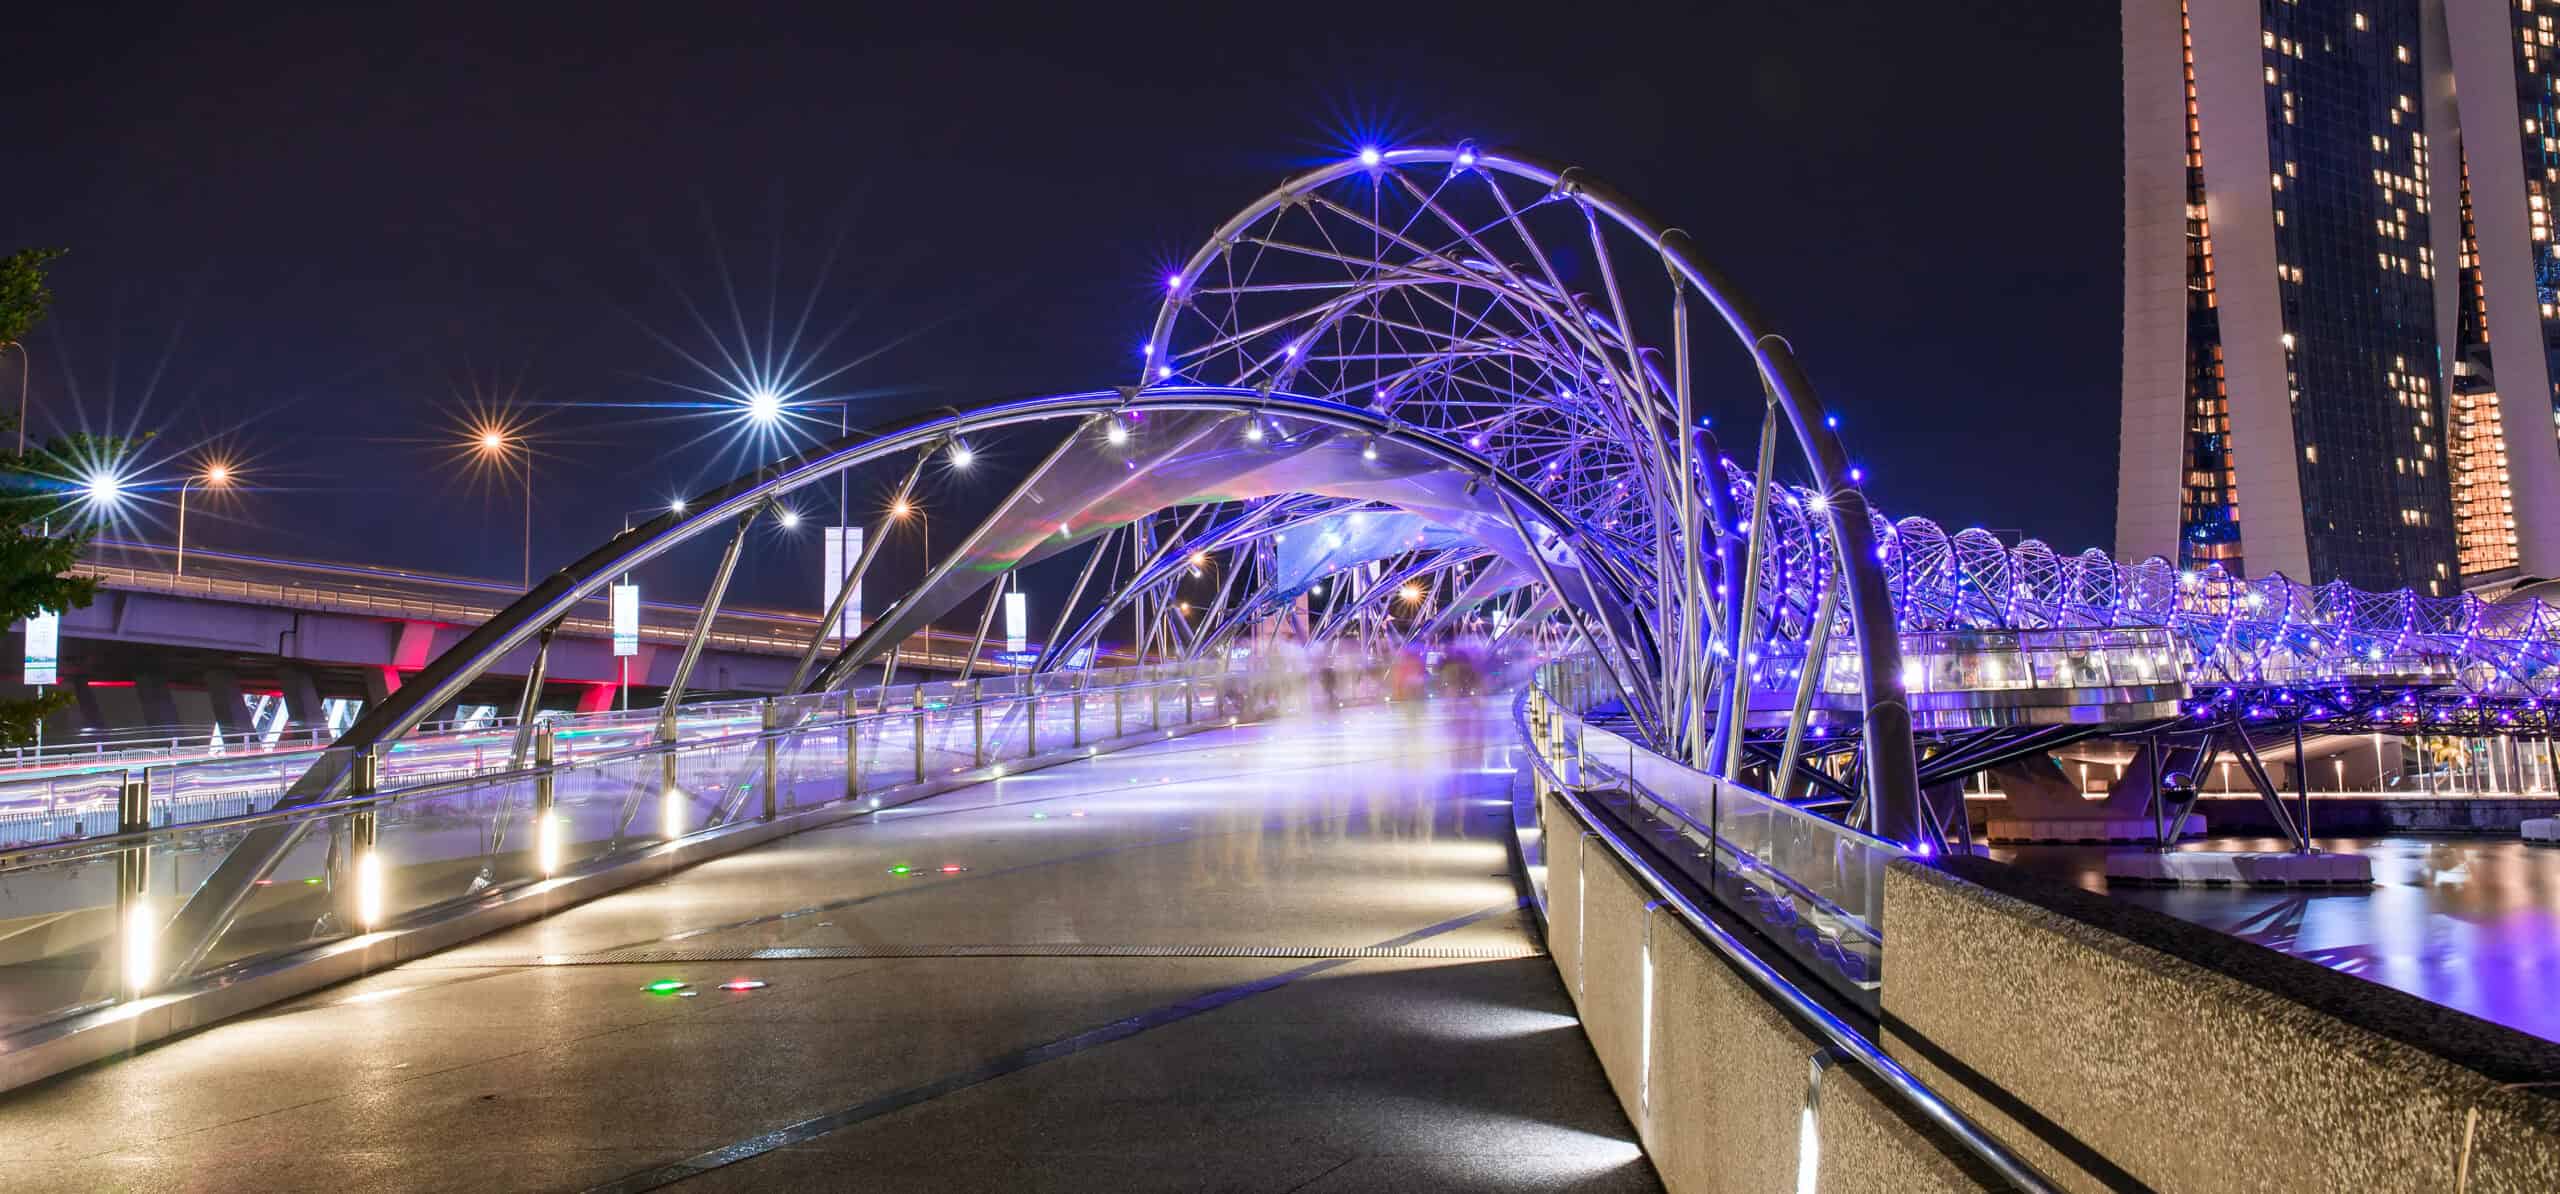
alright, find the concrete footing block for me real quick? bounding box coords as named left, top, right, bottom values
left=2523, top=817, right=2559, bottom=844
left=2103, top=850, right=2373, bottom=888
left=1987, top=814, right=2205, bottom=845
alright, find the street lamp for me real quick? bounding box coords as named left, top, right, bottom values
left=468, top=423, right=534, bottom=588
left=728, top=394, right=859, bottom=604
left=176, top=461, right=235, bottom=578
left=891, top=497, right=929, bottom=577
left=79, top=470, right=125, bottom=509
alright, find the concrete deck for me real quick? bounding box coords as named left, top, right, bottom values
left=0, top=700, right=1657, bottom=1193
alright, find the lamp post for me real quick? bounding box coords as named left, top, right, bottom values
left=9, top=343, right=25, bottom=458
left=889, top=496, right=930, bottom=641
left=174, top=463, right=232, bottom=578
left=743, top=393, right=859, bottom=641
left=469, top=426, right=533, bottom=588
left=737, top=394, right=972, bottom=654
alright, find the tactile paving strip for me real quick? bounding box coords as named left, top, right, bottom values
left=504, top=941, right=1544, bottom=966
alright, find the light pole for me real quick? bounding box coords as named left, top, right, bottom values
left=890, top=496, right=929, bottom=643
left=470, top=426, right=533, bottom=588
left=174, top=462, right=233, bottom=578
left=741, top=393, right=853, bottom=640
left=8, top=343, right=25, bottom=458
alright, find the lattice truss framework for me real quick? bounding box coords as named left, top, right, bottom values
left=1133, top=147, right=2560, bottom=714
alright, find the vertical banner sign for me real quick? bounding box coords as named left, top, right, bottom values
left=823, top=526, right=865, bottom=638
left=23, top=609, right=58, bottom=687
left=610, top=583, right=640, bottom=656
left=1004, top=591, right=1028, bottom=653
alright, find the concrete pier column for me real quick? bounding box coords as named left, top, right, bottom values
left=281, top=669, right=326, bottom=730
left=202, top=669, right=249, bottom=735
left=134, top=674, right=181, bottom=731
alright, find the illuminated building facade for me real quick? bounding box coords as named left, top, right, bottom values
left=2120, top=0, right=2560, bottom=590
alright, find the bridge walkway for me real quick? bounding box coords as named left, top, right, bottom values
left=0, top=700, right=1656, bottom=1193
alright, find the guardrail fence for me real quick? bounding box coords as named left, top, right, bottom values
left=0, top=662, right=1240, bottom=1043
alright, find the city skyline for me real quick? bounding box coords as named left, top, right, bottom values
left=2120, top=0, right=2560, bottom=594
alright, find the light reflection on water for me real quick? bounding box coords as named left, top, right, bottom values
left=1996, top=836, right=2560, bottom=1043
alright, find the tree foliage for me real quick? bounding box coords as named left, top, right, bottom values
left=0, top=247, right=98, bottom=744
left=0, top=248, right=65, bottom=349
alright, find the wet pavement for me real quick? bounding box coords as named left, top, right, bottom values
left=0, top=700, right=1656, bottom=1193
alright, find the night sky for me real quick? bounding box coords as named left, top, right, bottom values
left=2, top=3, right=2123, bottom=613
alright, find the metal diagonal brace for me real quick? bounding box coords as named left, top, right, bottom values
left=659, top=503, right=766, bottom=743
left=790, top=445, right=934, bottom=693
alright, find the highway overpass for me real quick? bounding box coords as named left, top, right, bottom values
left=7, top=540, right=1048, bottom=744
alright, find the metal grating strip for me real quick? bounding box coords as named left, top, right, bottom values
left=501, top=942, right=1543, bottom=966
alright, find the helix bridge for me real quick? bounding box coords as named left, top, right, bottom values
left=88, top=143, right=2560, bottom=972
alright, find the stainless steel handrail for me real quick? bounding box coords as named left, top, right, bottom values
left=1517, top=682, right=2061, bottom=1193
left=0, top=672, right=1210, bottom=869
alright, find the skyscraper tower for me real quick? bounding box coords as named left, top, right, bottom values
left=2119, top=0, right=2560, bottom=592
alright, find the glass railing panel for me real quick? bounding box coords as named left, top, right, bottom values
left=982, top=699, right=1031, bottom=763
left=666, top=739, right=751, bottom=834
left=1564, top=712, right=1901, bottom=1006
left=187, top=814, right=351, bottom=974
left=1080, top=686, right=1121, bottom=743
left=152, top=755, right=311, bottom=821
left=771, top=720, right=842, bottom=813
left=855, top=713, right=913, bottom=793
left=1035, top=693, right=1077, bottom=752
left=0, top=771, right=128, bottom=849
left=364, top=774, right=540, bottom=922
left=0, top=843, right=121, bottom=1035
left=920, top=706, right=976, bottom=778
